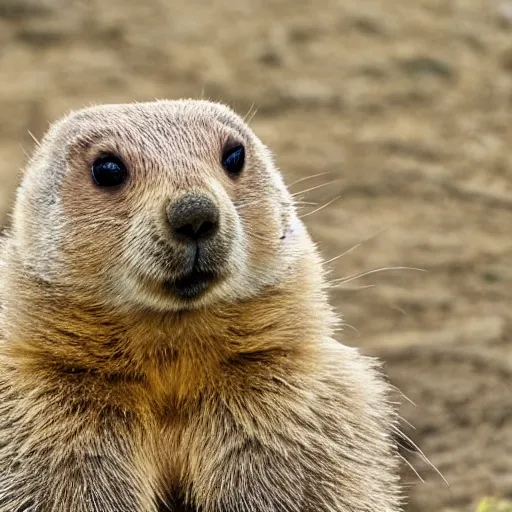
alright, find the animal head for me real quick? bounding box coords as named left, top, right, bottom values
left=11, top=100, right=308, bottom=312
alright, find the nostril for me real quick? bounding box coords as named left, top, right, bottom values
left=174, top=223, right=198, bottom=240
left=196, top=220, right=216, bottom=238
left=174, top=220, right=217, bottom=240
left=167, top=194, right=220, bottom=243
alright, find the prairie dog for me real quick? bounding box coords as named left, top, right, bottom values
left=0, top=100, right=401, bottom=511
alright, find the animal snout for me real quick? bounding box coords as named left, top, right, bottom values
left=167, top=193, right=219, bottom=243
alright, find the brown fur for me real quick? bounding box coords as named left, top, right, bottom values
left=0, top=100, right=402, bottom=511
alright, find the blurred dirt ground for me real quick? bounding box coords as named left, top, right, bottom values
left=0, top=0, right=511, bottom=510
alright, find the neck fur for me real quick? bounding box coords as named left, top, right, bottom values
left=1, top=246, right=336, bottom=399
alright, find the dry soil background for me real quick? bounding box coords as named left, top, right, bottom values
left=0, top=0, right=511, bottom=510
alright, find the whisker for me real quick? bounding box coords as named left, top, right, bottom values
left=331, top=267, right=427, bottom=287
left=292, top=180, right=340, bottom=198
left=235, top=199, right=271, bottom=211
left=245, top=232, right=276, bottom=244
left=331, top=284, right=376, bottom=291
left=398, top=453, right=424, bottom=484
left=20, top=144, right=31, bottom=160
left=27, top=130, right=40, bottom=147
left=398, top=415, right=417, bottom=431
left=300, top=195, right=341, bottom=219
left=288, top=171, right=333, bottom=188
left=243, top=103, right=258, bottom=124
left=340, top=323, right=360, bottom=335
left=236, top=198, right=315, bottom=211
left=392, top=425, right=448, bottom=486
left=235, top=197, right=269, bottom=206
left=294, top=201, right=318, bottom=206
left=324, top=228, right=388, bottom=265
left=391, top=384, right=417, bottom=407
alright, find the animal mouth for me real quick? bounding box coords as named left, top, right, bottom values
left=166, top=270, right=218, bottom=300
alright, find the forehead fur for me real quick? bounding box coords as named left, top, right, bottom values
left=54, top=99, right=250, bottom=150
left=19, top=99, right=265, bottom=208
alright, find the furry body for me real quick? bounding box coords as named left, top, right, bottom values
left=0, top=100, right=401, bottom=511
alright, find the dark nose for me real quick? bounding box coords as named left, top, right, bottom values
left=167, top=194, right=219, bottom=243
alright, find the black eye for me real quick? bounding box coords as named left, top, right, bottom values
left=222, top=144, right=245, bottom=176
left=91, top=155, right=127, bottom=188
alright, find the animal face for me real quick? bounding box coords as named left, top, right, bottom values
left=13, top=100, right=304, bottom=311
